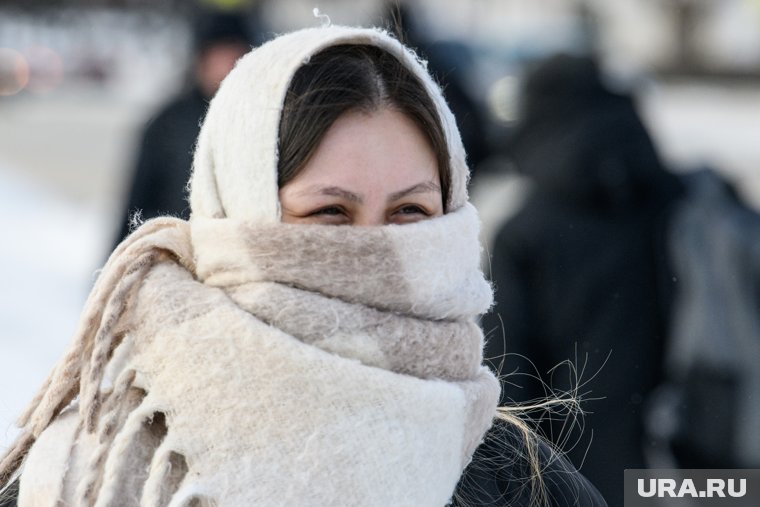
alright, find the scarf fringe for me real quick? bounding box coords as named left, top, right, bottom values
left=0, top=218, right=192, bottom=487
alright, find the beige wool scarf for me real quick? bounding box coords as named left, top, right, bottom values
left=3, top=205, right=498, bottom=506
left=0, top=25, right=500, bottom=506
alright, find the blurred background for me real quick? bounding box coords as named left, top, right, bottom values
left=1, top=0, right=759, bottom=502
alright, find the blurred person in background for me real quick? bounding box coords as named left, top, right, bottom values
left=482, top=53, right=685, bottom=506
left=114, top=9, right=255, bottom=244
left=646, top=166, right=760, bottom=470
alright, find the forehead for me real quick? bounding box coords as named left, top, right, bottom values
left=289, top=107, right=439, bottom=189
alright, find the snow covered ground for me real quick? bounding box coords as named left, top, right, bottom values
left=0, top=163, right=108, bottom=449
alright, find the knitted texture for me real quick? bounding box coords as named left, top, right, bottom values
left=1, top=25, right=499, bottom=506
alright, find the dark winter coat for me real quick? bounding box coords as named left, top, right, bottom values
left=482, top=54, right=684, bottom=506
left=455, top=421, right=608, bottom=506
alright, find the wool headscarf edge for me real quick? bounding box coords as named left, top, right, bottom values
left=188, top=25, right=470, bottom=222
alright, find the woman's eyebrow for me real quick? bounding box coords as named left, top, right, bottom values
left=308, top=185, right=363, bottom=203
left=388, top=181, right=441, bottom=202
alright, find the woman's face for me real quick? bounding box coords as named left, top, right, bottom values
left=279, top=107, right=443, bottom=226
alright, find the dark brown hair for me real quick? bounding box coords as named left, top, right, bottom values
left=277, top=44, right=451, bottom=210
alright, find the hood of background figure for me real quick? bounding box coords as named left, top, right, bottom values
left=188, top=25, right=471, bottom=224
left=192, top=11, right=256, bottom=99
left=508, top=53, right=676, bottom=211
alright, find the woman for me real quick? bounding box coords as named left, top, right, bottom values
left=0, top=26, right=604, bottom=506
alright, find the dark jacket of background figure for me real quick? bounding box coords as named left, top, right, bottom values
left=482, top=54, right=684, bottom=507
left=114, top=87, right=206, bottom=243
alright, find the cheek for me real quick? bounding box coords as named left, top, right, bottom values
left=278, top=187, right=302, bottom=222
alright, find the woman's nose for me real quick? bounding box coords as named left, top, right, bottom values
left=352, top=207, right=386, bottom=226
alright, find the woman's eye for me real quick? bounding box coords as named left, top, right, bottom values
left=305, top=206, right=351, bottom=224
left=311, top=206, right=344, bottom=216
left=397, top=205, right=427, bottom=215
left=390, top=204, right=432, bottom=224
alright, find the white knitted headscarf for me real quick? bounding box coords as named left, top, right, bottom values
left=189, top=25, right=470, bottom=220
left=1, top=26, right=500, bottom=507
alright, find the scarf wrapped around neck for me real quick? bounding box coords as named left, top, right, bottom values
left=0, top=25, right=500, bottom=507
